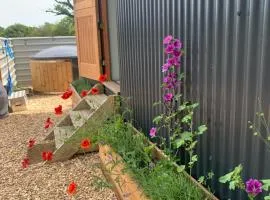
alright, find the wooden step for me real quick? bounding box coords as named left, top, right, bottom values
left=54, top=126, right=76, bottom=149
left=103, top=81, right=120, bottom=95
left=69, top=110, right=93, bottom=128
left=85, top=94, right=108, bottom=109
left=27, top=140, right=55, bottom=164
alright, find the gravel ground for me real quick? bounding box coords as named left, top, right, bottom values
left=0, top=95, right=116, bottom=200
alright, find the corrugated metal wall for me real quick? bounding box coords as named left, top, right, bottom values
left=12, top=36, right=76, bottom=86
left=0, top=37, right=17, bottom=87
left=116, top=0, right=270, bottom=199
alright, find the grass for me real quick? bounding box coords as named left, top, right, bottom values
left=96, top=115, right=204, bottom=200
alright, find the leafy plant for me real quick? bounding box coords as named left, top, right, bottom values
left=150, top=36, right=207, bottom=175
left=219, top=165, right=245, bottom=190
left=97, top=115, right=204, bottom=200
left=248, top=100, right=270, bottom=151
left=198, top=171, right=215, bottom=191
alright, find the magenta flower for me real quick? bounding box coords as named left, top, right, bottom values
left=163, top=35, right=173, bottom=44
left=163, top=93, right=173, bottom=102
left=165, top=44, right=174, bottom=54
left=149, top=127, right=157, bottom=138
left=167, top=57, right=180, bottom=66
left=173, top=39, right=182, bottom=49
left=161, top=63, right=170, bottom=72
left=245, top=179, right=262, bottom=197
left=173, top=50, right=181, bottom=58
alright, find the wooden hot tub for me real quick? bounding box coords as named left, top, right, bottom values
left=30, top=46, right=78, bottom=93
left=31, top=59, right=73, bottom=93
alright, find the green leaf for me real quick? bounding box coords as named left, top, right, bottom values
left=219, top=171, right=234, bottom=183
left=174, top=94, right=182, bottom=100
left=197, top=125, right=207, bottom=135
left=264, top=195, right=270, bottom=200
left=153, top=115, right=163, bottom=124
left=219, top=165, right=243, bottom=185
left=262, top=179, right=270, bottom=191
left=207, top=171, right=215, bottom=179
left=178, top=104, right=187, bottom=111
left=191, top=155, right=198, bottom=162
left=187, top=141, right=197, bottom=151
left=174, top=139, right=185, bottom=148
left=229, top=180, right=237, bottom=190
left=181, top=131, right=193, bottom=141
left=153, top=101, right=162, bottom=107
left=181, top=114, right=192, bottom=123
left=198, top=176, right=205, bottom=184
left=191, top=103, right=199, bottom=109
left=177, top=165, right=185, bottom=173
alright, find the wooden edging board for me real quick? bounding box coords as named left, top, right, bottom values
left=99, top=145, right=149, bottom=200
left=129, top=124, right=219, bottom=200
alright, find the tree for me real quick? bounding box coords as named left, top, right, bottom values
left=3, top=24, right=34, bottom=38
left=46, top=0, right=74, bottom=18
left=0, top=26, right=5, bottom=37
left=53, top=17, right=75, bottom=36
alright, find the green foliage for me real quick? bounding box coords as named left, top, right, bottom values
left=0, top=26, right=5, bottom=37
left=2, top=24, right=35, bottom=38
left=46, top=0, right=74, bottom=18
left=248, top=102, right=270, bottom=151
left=153, top=100, right=207, bottom=175
left=71, top=78, right=93, bottom=95
left=219, top=165, right=245, bottom=190
left=97, top=115, right=204, bottom=200
left=1, top=17, right=74, bottom=38
left=262, top=180, right=270, bottom=200
left=198, top=171, right=215, bottom=192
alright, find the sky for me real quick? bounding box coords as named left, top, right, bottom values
left=0, top=0, right=63, bottom=28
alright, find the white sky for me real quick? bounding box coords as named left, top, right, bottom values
left=0, top=0, right=63, bottom=28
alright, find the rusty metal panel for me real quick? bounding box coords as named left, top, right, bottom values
left=116, top=0, right=270, bottom=199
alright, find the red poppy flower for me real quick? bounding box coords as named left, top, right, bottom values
left=61, top=89, right=73, bottom=100
left=28, top=139, right=35, bottom=148
left=80, top=90, right=88, bottom=97
left=67, top=181, right=77, bottom=195
left=90, top=88, right=99, bottom=95
left=80, top=139, right=91, bottom=149
left=54, top=105, right=63, bottom=115
left=46, top=152, right=53, bottom=161
left=42, top=151, right=53, bottom=161
left=44, top=117, right=53, bottom=129
left=98, top=74, right=107, bottom=83
left=22, top=158, right=30, bottom=168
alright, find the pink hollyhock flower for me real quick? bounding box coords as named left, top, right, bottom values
left=149, top=127, right=157, bottom=138
left=167, top=57, right=180, bottom=66
left=173, top=39, right=182, bottom=49
left=173, top=50, right=181, bottom=58
left=163, top=35, right=173, bottom=45
left=161, top=63, right=170, bottom=72
left=245, top=179, right=262, bottom=197
left=165, top=44, right=174, bottom=54
left=163, top=93, right=173, bottom=102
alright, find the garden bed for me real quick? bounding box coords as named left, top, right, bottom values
left=96, top=115, right=218, bottom=200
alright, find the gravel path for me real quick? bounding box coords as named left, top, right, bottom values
left=0, top=95, right=116, bottom=200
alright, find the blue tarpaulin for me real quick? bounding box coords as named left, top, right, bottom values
left=3, top=40, right=14, bottom=96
